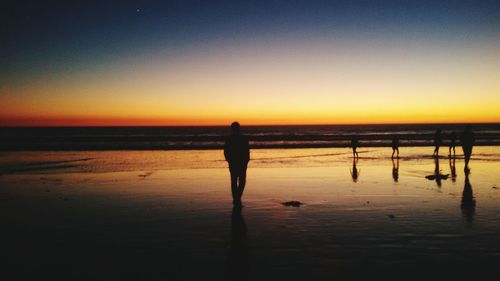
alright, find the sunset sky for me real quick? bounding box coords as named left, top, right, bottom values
left=1, top=0, right=499, bottom=126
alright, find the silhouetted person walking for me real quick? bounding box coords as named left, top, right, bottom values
left=432, top=129, right=442, bottom=157
left=461, top=125, right=475, bottom=174
left=449, top=131, right=456, bottom=156
left=391, top=136, right=399, bottom=159
left=351, top=136, right=359, bottom=158
left=224, top=122, right=250, bottom=206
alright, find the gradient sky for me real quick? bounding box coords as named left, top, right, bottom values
left=1, top=0, right=499, bottom=126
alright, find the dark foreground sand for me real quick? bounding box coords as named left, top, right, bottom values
left=2, top=147, right=500, bottom=280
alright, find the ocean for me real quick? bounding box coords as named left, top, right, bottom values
left=1, top=123, right=500, bottom=150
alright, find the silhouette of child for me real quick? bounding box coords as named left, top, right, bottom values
left=432, top=129, right=442, bottom=157
left=351, top=136, right=359, bottom=158
left=449, top=131, right=456, bottom=156
left=391, top=136, right=399, bottom=159
left=461, top=125, right=475, bottom=173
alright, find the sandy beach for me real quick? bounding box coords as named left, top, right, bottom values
left=2, top=147, right=500, bottom=280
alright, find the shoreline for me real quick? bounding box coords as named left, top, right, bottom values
left=1, top=141, right=500, bottom=151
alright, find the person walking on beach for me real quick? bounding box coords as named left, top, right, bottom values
left=449, top=131, right=456, bottom=156
left=391, top=136, right=399, bottom=159
left=432, top=129, right=442, bottom=157
left=224, top=122, right=250, bottom=206
left=351, top=136, right=359, bottom=158
left=461, top=125, right=475, bottom=173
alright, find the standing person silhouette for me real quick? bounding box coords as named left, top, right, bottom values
left=224, top=122, right=250, bottom=206
left=432, top=129, right=442, bottom=157
left=461, top=125, right=475, bottom=174
left=449, top=131, right=456, bottom=156
left=351, top=136, right=359, bottom=158
left=391, top=136, right=399, bottom=159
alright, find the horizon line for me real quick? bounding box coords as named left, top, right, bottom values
left=1, top=121, right=500, bottom=128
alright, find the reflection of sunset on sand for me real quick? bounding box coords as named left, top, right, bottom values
left=2, top=146, right=500, bottom=278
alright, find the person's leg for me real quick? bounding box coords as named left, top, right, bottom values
left=237, top=166, right=247, bottom=200
left=392, top=148, right=395, bottom=158
left=396, top=147, right=399, bottom=158
left=229, top=167, right=238, bottom=203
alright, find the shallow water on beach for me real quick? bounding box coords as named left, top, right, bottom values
left=1, top=147, right=500, bottom=279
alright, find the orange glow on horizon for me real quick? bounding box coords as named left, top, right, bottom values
left=2, top=37, right=499, bottom=127
left=2, top=115, right=499, bottom=127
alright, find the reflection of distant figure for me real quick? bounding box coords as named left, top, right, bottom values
left=449, top=131, right=456, bottom=156
left=224, top=122, right=250, bottom=206
left=461, top=125, right=475, bottom=173
left=351, top=136, right=359, bottom=158
left=391, top=136, right=399, bottom=159
left=350, top=157, right=360, bottom=182
left=425, top=157, right=449, bottom=187
left=392, top=157, right=399, bottom=182
left=227, top=205, right=249, bottom=277
left=449, top=154, right=457, bottom=183
left=461, top=173, right=475, bottom=222
left=432, top=129, right=442, bottom=157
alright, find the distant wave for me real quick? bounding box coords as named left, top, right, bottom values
left=1, top=124, right=499, bottom=151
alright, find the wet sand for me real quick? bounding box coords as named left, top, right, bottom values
left=2, top=147, right=500, bottom=280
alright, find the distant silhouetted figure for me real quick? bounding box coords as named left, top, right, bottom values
left=224, top=122, right=250, bottom=206
left=432, top=129, right=442, bottom=157
left=461, top=125, right=475, bottom=173
left=351, top=136, right=359, bottom=158
left=392, top=157, right=399, bottom=182
left=391, top=136, right=399, bottom=159
left=461, top=173, right=475, bottom=222
left=449, top=154, right=457, bottom=183
left=449, top=131, right=456, bottom=156
left=350, top=157, right=359, bottom=183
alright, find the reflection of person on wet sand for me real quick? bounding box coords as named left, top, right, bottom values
left=449, top=154, right=457, bottom=183
left=351, top=136, right=359, bottom=158
left=391, top=136, right=399, bottom=159
left=432, top=129, right=442, bottom=157
left=425, top=157, right=449, bottom=187
left=224, top=122, right=250, bottom=206
left=392, top=157, right=399, bottom=182
left=350, top=157, right=360, bottom=182
left=461, top=173, right=475, bottom=222
left=461, top=125, right=475, bottom=174
left=227, top=206, right=249, bottom=277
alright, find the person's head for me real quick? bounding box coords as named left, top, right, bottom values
left=230, top=122, right=241, bottom=135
